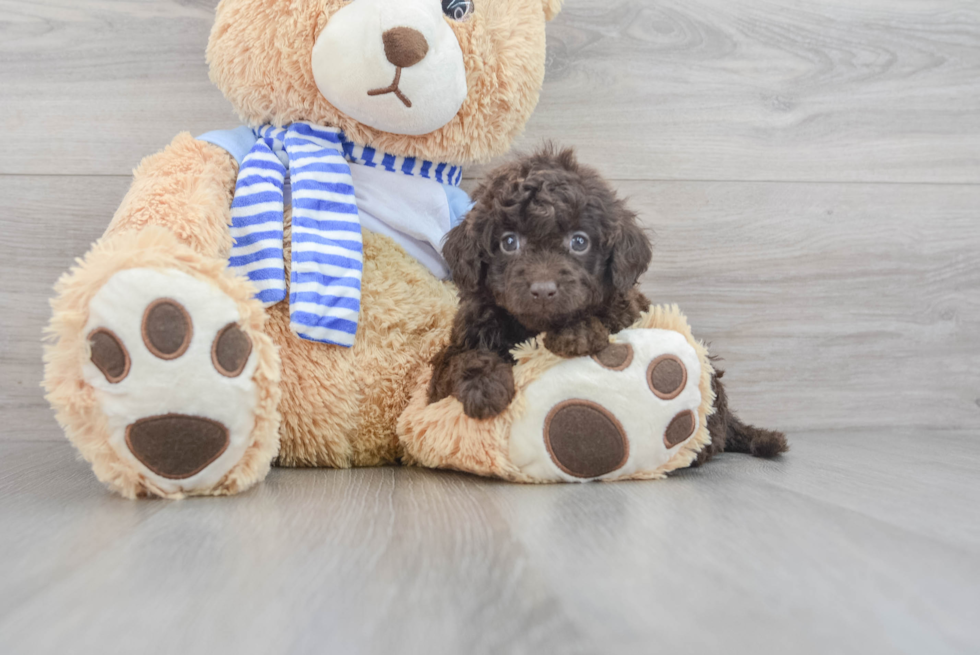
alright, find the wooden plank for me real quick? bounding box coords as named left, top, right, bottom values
left=0, top=437, right=977, bottom=654
left=0, top=0, right=232, bottom=177
left=623, top=179, right=980, bottom=432
left=492, top=433, right=980, bottom=653
left=517, top=0, right=980, bottom=183
left=728, top=428, right=980, bottom=549
left=1, top=0, right=979, bottom=182
left=0, top=175, right=131, bottom=441
left=2, top=175, right=979, bottom=442
left=0, top=442, right=595, bottom=655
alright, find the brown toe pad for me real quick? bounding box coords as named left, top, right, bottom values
left=89, top=328, right=130, bottom=383
left=664, top=410, right=696, bottom=448
left=544, top=400, right=629, bottom=479
left=126, top=414, right=229, bottom=479
left=648, top=355, right=687, bottom=400
left=592, top=342, right=634, bottom=371
left=142, top=299, right=192, bottom=360
left=212, top=323, right=252, bottom=378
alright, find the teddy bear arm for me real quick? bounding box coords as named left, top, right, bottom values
left=104, top=133, right=239, bottom=259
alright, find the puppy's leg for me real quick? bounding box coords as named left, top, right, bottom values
left=429, top=348, right=516, bottom=420
left=428, top=347, right=458, bottom=406
left=603, top=289, right=652, bottom=333
left=454, top=350, right=516, bottom=419
left=544, top=316, right=610, bottom=358
left=546, top=288, right=649, bottom=359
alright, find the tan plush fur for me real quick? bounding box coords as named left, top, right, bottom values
left=542, top=0, right=564, bottom=21
left=43, top=227, right=282, bottom=499
left=106, top=134, right=239, bottom=257
left=398, top=365, right=524, bottom=479
left=208, top=0, right=559, bottom=164
left=43, top=135, right=459, bottom=492
left=397, top=305, right=715, bottom=483
left=44, top=0, right=563, bottom=497
left=271, top=229, right=458, bottom=468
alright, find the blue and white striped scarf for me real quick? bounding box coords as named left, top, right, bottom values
left=228, top=123, right=463, bottom=347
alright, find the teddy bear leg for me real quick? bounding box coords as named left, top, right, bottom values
left=44, top=136, right=282, bottom=499
left=398, top=306, right=715, bottom=483
left=507, top=326, right=711, bottom=482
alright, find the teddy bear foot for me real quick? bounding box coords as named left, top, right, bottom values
left=78, top=266, right=278, bottom=498
left=507, top=327, right=708, bottom=482
left=399, top=306, right=714, bottom=485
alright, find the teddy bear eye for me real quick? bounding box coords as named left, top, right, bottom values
left=500, top=232, right=521, bottom=254
left=569, top=232, right=591, bottom=254
left=442, top=0, right=474, bottom=21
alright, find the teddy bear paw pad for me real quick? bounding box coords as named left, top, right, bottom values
left=82, top=268, right=259, bottom=493
left=544, top=400, right=629, bottom=478
left=509, top=328, right=704, bottom=482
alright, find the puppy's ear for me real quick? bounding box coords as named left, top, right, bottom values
left=443, top=218, right=485, bottom=294
left=609, top=212, right=652, bottom=293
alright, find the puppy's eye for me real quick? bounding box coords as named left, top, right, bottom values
left=442, top=0, right=474, bottom=21
left=569, top=232, right=591, bottom=254
left=500, top=232, right=521, bottom=254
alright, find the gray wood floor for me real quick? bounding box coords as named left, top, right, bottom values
left=1, top=1, right=979, bottom=653
left=2, top=434, right=979, bottom=654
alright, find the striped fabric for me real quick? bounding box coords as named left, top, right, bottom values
left=342, top=140, right=464, bottom=187
left=228, top=123, right=462, bottom=347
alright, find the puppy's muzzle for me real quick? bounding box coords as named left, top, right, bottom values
left=530, top=280, right=558, bottom=301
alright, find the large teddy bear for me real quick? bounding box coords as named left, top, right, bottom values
left=44, top=0, right=717, bottom=499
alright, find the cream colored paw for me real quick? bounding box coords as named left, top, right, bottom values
left=82, top=268, right=261, bottom=496
left=508, top=328, right=707, bottom=482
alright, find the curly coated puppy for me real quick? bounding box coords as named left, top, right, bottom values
left=428, top=147, right=787, bottom=461
left=429, top=147, right=650, bottom=417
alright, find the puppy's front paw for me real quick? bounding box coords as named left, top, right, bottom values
left=544, top=318, right=610, bottom=358
left=454, top=352, right=516, bottom=420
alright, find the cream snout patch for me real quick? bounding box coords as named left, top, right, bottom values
left=312, top=0, right=468, bottom=136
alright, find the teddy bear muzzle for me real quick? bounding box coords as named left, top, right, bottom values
left=311, top=0, right=468, bottom=136
left=366, top=27, right=431, bottom=108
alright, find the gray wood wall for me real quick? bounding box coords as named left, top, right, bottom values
left=2, top=0, right=979, bottom=442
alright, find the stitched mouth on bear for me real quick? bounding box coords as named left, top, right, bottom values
left=368, top=67, right=413, bottom=108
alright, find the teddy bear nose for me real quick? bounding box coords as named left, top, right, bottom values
left=530, top=281, right=559, bottom=301
left=382, top=27, right=429, bottom=69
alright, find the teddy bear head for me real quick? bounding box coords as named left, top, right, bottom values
left=207, top=0, right=563, bottom=164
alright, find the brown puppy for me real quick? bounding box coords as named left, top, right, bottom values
left=429, top=147, right=650, bottom=418
left=429, top=147, right=787, bottom=461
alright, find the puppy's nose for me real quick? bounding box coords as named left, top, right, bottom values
left=382, top=27, right=429, bottom=68
left=530, top=281, right=558, bottom=301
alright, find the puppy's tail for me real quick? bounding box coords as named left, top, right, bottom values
left=708, top=369, right=788, bottom=459
left=724, top=414, right=789, bottom=458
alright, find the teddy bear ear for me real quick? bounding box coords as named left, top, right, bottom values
left=543, top=0, right=564, bottom=21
